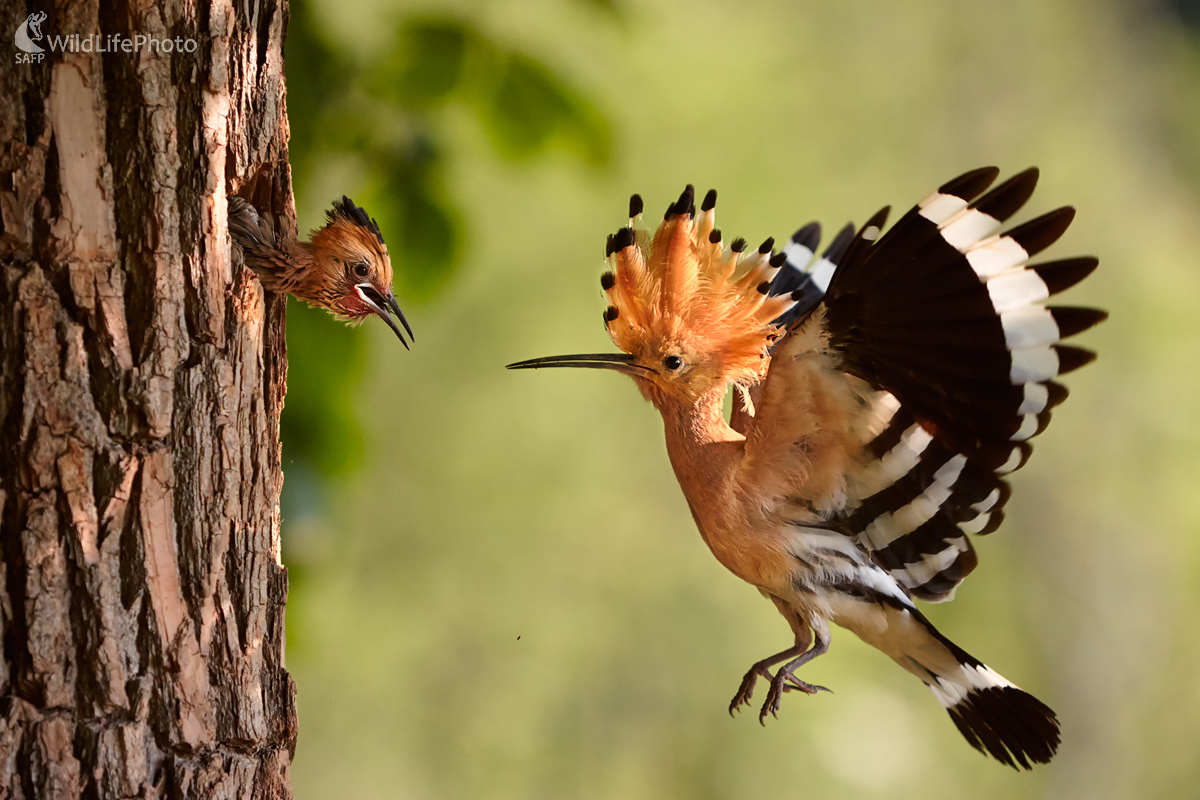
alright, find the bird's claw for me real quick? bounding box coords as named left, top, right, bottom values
left=729, top=665, right=771, bottom=716
left=782, top=676, right=831, bottom=694
left=729, top=684, right=753, bottom=717
left=758, top=678, right=785, bottom=725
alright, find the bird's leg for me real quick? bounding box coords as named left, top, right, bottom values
left=760, top=620, right=831, bottom=723
left=730, top=595, right=816, bottom=716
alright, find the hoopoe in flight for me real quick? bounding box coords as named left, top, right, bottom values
left=229, top=196, right=413, bottom=347
left=509, top=167, right=1105, bottom=768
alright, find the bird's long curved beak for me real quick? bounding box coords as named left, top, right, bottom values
left=506, top=352, right=651, bottom=375
left=355, top=284, right=414, bottom=349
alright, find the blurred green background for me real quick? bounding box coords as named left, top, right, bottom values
left=278, top=0, right=1200, bottom=797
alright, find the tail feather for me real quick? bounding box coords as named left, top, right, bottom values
left=945, top=685, right=1060, bottom=770
left=908, top=606, right=1060, bottom=769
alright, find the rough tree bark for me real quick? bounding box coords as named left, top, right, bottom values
left=0, top=0, right=297, bottom=796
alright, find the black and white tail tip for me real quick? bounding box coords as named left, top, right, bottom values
left=946, top=685, right=1059, bottom=770
left=925, top=643, right=1060, bottom=770
left=899, top=606, right=1060, bottom=769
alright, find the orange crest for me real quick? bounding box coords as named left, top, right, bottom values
left=601, top=187, right=800, bottom=389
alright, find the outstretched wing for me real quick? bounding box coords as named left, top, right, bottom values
left=739, top=167, right=1105, bottom=602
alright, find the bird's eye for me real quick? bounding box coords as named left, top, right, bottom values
left=353, top=261, right=370, bottom=278
left=662, top=355, right=683, bottom=371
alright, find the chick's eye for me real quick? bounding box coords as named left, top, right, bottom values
left=662, top=355, right=683, bottom=371
left=353, top=262, right=370, bottom=278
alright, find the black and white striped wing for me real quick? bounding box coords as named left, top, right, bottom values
left=770, top=220, right=856, bottom=330
left=730, top=222, right=856, bottom=435
left=822, top=167, right=1104, bottom=601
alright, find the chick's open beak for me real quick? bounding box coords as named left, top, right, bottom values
left=355, top=284, right=414, bottom=349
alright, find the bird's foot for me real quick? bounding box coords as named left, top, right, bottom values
left=757, top=670, right=830, bottom=724
left=729, top=663, right=774, bottom=716
left=758, top=669, right=789, bottom=724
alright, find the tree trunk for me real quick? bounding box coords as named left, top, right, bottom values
left=0, top=1, right=297, bottom=796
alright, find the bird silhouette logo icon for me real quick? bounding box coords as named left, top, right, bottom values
left=14, top=12, right=47, bottom=54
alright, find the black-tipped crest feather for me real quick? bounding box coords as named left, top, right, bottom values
left=629, top=194, right=644, bottom=218
left=328, top=195, right=384, bottom=244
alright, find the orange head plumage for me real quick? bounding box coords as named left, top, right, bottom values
left=305, top=197, right=413, bottom=346
left=509, top=186, right=803, bottom=408
left=229, top=195, right=414, bottom=346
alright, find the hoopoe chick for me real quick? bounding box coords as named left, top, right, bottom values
left=229, top=196, right=413, bottom=347
left=509, top=169, right=1107, bottom=769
